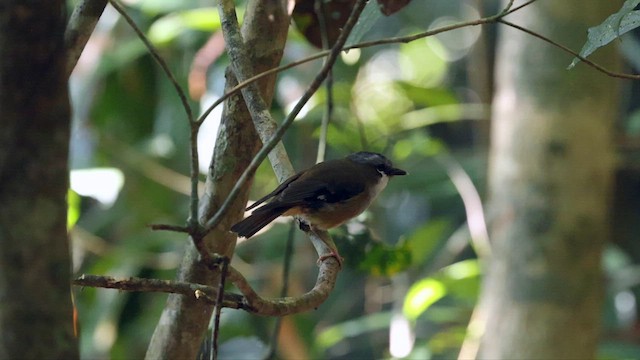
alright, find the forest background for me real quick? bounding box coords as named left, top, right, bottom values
left=2, top=0, right=639, bottom=359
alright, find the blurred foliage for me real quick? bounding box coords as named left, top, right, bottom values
left=68, top=0, right=640, bottom=359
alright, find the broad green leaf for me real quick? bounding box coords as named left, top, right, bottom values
left=405, top=219, right=450, bottom=266
left=345, top=0, right=382, bottom=47
left=403, top=278, right=447, bottom=320
left=97, top=40, right=147, bottom=75
left=441, top=259, right=481, bottom=280
left=395, top=82, right=458, bottom=107
left=132, top=0, right=197, bottom=15
left=399, top=37, right=447, bottom=86
left=438, top=259, right=481, bottom=301
left=316, top=312, right=393, bottom=349
left=569, top=0, right=640, bottom=69
left=148, top=8, right=222, bottom=46
left=358, top=241, right=412, bottom=276
left=393, top=133, right=446, bottom=159
left=67, top=189, right=80, bottom=230
left=401, top=103, right=489, bottom=131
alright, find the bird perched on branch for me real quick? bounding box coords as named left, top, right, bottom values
left=231, top=152, right=407, bottom=263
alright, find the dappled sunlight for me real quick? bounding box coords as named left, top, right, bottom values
left=70, top=168, right=125, bottom=207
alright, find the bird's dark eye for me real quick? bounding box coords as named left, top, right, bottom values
left=376, top=164, right=387, bottom=172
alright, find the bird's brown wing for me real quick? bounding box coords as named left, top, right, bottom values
left=248, top=159, right=368, bottom=211
left=273, top=175, right=366, bottom=210
left=245, top=171, right=304, bottom=211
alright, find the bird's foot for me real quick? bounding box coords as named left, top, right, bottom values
left=298, top=219, right=311, bottom=232
left=317, top=249, right=343, bottom=268
left=297, top=219, right=343, bottom=268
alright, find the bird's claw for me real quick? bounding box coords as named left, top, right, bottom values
left=317, top=250, right=343, bottom=269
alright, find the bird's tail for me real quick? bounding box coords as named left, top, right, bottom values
left=231, top=207, right=288, bottom=238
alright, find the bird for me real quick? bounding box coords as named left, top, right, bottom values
left=230, top=151, right=407, bottom=263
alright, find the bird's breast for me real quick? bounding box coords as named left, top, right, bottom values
left=301, top=175, right=389, bottom=230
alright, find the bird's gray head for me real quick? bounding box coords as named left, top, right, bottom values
left=347, top=152, right=407, bottom=176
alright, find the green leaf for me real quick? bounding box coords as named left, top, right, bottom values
left=403, top=260, right=481, bottom=321
left=358, top=241, right=412, bottom=276
left=96, top=40, right=147, bottom=75
left=405, top=219, right=450, bottom=266
left=438, top=259, right=481, bottom=302
left=403, top=278, right=447, bottom=320
left=569, top=0, right=640, bottom=69
left=401, top=103, right=489, bottom=131
left=395, top=82, right=458, bottom=107
left=148, top=8, right=222, bottom=46
left=345, top=0, right=382, bottom=47
left=316, top=312, right=393, bottom=350
left=132, top=0, right=195, bottom=15
left=399, top=37, right=448, bottom=86
left=67, top=189, right=80, bottom=230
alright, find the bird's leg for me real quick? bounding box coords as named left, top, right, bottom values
left=298, top=219, right=311, bottom=232
left=296, top=218, right=343, bottom=268
left=317, top=248, right=343, bottom=268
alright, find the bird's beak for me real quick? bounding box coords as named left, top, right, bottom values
left=387, top=167, right=407, bottom=176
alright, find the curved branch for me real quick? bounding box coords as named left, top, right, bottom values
left=227, top=258, right=339, bottom=316
left=74, top=262, right=340, bottom=317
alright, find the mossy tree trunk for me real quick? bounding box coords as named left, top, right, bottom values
left=145, top=1, right=289, bottom=358
left=478, top=1, right=621, bottom=358
left=0, top=1, right=78, bottom=358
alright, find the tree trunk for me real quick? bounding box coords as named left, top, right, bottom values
left=145, top=1, right=289, bottom=358
left=0, top=2, right=79, bottom=358
left=477, top=1, right=621, bottom=358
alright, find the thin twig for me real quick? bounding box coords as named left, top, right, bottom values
left=203, top=0, right=369, bottom=234
left=315, top=0, right=332, bottom=163
left=199, top=0, right=638, bottom=128
left=502, top=0, right=515, bottom=13
left=74, top=255, right=339, bottom=316
left=499, top=19, right=640, bottom=80
left=212, top=257, right=229, bottom=360
left=196, top=0, right=542, bottom=130
left=108, top=0, right=202, bottom=226
left=213, top=0, right=341, bottom=267
left=216, top=0, right=295, bottom=183
left=266, top=223, right=296, bottom=359
left=65, top=0, right=108, bottom=76
left=73, top=274, right=240, bottom=307
left=149, top=224, right=190, bottom=233
left=196, top=53, right=327, bottom=126
left=108, top=0, right=194, bottom=122
left=436, top=154, right=491, bottom=259
left=188, top=123, right=202, bottom=229
left=506, top=0, right=538, bottom=15
left=317, top=72, right=333, bottom=163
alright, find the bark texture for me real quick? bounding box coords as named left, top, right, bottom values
left=0, top=1, right=78, bottom=358
left=145, top=1, right=289, bottom=358
left=478, top=1, right=621, bottom=358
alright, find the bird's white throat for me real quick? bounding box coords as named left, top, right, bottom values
left=371, top=172, right=390, bottom=198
